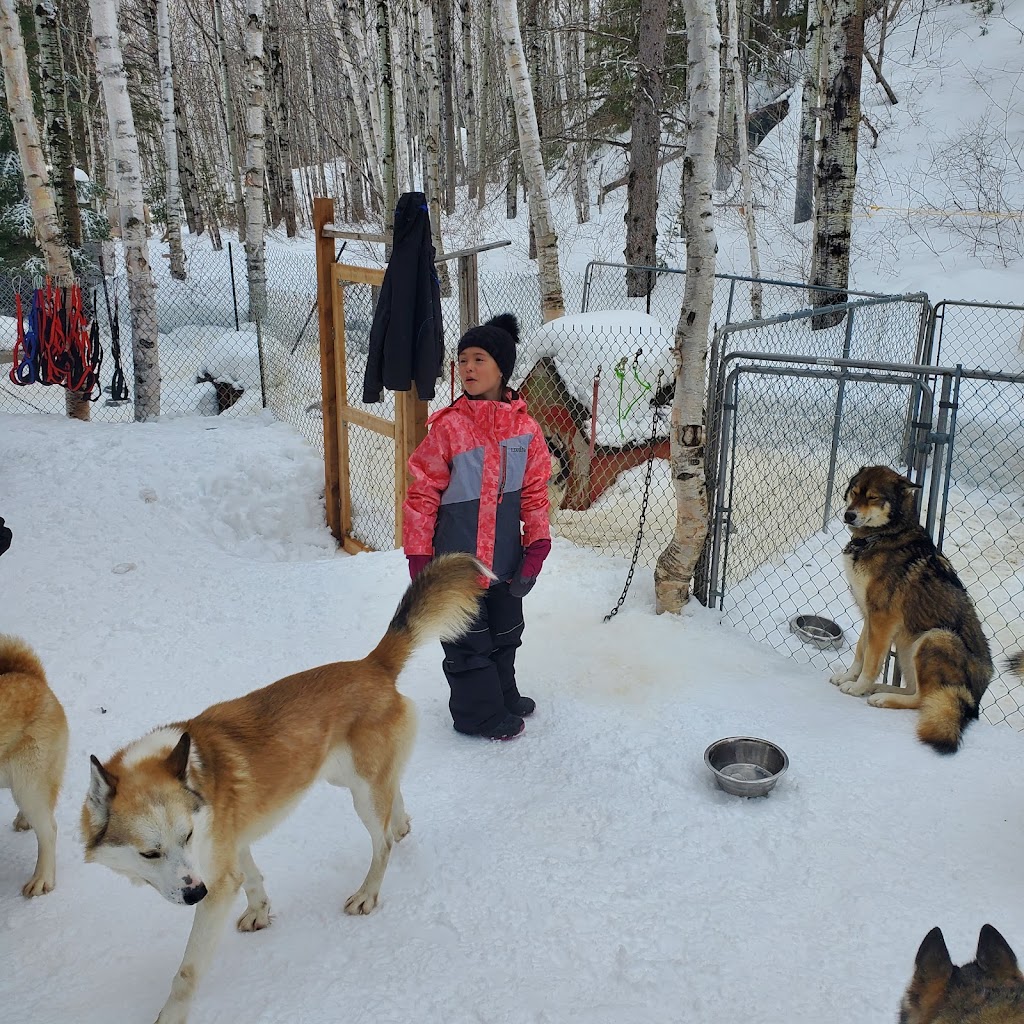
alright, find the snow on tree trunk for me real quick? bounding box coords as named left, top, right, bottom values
left=33, top=0, right=81, bottom=249
left=497, top=0, right=564, bottom=322
left=727, top=0, right=761, bottom=316
left=810, top=0, right=864, bottom=323
left=90, top=0, right=161, bottom=421
left=156, top=0, right=186, bottom=279
left=1, top=0, right=90, bottom=421
left=794, top=0, right=827, bottom=225
left=243, top=0, right=266, bottom=324
left=623, top=0, right=668, bottom=296
left=653, top=0, right=720, bottom=615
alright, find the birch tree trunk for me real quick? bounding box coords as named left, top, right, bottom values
left=155, top=0, right=186, bottom=278
left=714, top=24, right=737, bottom=190
left=243, top=0, right=266, bottom=323
left=90, top=0, right=162, bottom=421
left=266, top=0, right=296, bottom=236
left=1, top=0, right=91, bottom=421
left=810, top=0, right=864, bottom=320
left=213, top=0, right=246, bottom=240
left=376, top=0, right=397, bottom=243
left=653, top=0, right=720, bottom=614
left=173, top=58, right=204, bottom=236
left=461, top=0, right=477, bottom=201
left=624, top=0, right=668, bottom=296
left=497, top=0, right=564, bottom=321
left=727, top=0, right=761, bottom=316
left=419, top=0, right=450, bottom=292
left=794, top=0, right=827, bottom=224
left=33, top=0, right=82, bottom=249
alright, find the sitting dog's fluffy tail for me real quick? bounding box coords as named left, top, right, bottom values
left=917, top=685, right=978, bottom=754
left=368, top=553, right=492, bottom=674
left=0, top=634, right=46, bottom=681
left=1008, top=651, right=1024, bottom=678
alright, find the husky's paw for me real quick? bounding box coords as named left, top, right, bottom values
left=391, top=814, right=411, bottom=843
left=839, top=676, right=875, bottom=697
left=237, top=902, right=271, bottom=932
left=830, top=669, right=858, bottom=686
left=155, top=1006, right=189, bottom=1024
left=22, top=872, right=55, bottom=897
left=344, top=889, right=379, bottom=916
left=12, top=812, right=29, bottom=832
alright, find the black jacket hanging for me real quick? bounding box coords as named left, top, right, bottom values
left=362, top=192, right=444, bottom=403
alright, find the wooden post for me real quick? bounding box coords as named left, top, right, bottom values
left=457, top=252, right=480, bottom=336
left=314, top=197, right=341, bottom=540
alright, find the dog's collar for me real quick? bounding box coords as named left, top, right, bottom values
left=844, top=534, right=878, bottom=556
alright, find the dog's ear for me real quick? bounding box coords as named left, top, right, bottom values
left=896, top=473, right=923, bottom=517
left=87, top=755, right=118, bottom=813
left=912, top=927, right=953, bottom=986
left=976, top=924, right=1023, bottom=983
left=166, top=732, right=192, bottom=782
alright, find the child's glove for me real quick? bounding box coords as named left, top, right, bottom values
left=0, top=517, right=10, bottom=557
left=508, top=538, right=551, bottom=598
left=407, top=554, right=431, bottom=580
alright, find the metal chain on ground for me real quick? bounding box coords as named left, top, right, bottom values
left=603, top=371, right=665, bottom=623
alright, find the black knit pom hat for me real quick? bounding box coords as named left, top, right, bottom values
left=457, top=313, right=520, bottom=383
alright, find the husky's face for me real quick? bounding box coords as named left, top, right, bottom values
left=842, top=465, right=918, bottom=530
left=82, top=730, right=209, bottom=907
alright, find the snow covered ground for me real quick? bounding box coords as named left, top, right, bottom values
left=3, top=412, right=1024, bottom=1024
left=4, top=5, right=1024, bottom=1017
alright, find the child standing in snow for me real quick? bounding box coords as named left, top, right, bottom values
left=402, top=314, right=551, bottom=740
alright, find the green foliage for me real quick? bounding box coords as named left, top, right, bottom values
left=0, top=108, right=42, bottom=274
left=585, top=0, right=689, bottom=137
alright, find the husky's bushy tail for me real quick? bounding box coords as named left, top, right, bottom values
left=1008, top=651, right=1024, bottom=678
left=369, top=553, right=491, bottom=674
left=917, top=685, right=979, bottom=755
left=0, top=634, right=47, bottom=681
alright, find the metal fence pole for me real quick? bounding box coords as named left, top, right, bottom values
left=227, top=241, right=240, bottom=332
left=821, top=307, right=858, bottom=526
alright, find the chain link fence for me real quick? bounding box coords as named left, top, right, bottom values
left=4, top=244, right=1022, bottom=726
left=700, top=338, right=1024, bottom=730
left=0, top=236, right=323, bottom=427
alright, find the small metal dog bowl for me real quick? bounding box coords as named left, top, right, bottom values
left=789, top=614, right=844, bottom=650
left=704, top=736, right=789, bottom=798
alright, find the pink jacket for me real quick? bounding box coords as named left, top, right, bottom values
left=403, top=392, right=551, bottom=580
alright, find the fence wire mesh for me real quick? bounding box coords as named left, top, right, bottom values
left=4, top=246, right=1023, bottom=728
left=704, top=343, right=1024, bottom=730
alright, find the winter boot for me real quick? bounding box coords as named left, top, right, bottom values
left=504, top=694, right=536, bottom=717
left=454, top=712, right=525, bottom=740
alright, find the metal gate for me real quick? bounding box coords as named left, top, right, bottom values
left=699, top=349, right=1024, bottom=727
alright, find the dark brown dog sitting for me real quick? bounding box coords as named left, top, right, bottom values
left=831, top=465, right=993, bottom=753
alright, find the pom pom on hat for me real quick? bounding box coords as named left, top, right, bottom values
left=457, top=313, right=520, bottom=383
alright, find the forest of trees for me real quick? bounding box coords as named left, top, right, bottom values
left=1, top=0, right=893, bottom=605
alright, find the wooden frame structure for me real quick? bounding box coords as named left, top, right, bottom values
left=314, top=197, right=510, bottom=552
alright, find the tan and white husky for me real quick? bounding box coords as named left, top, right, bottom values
left=82, top=553, right=488, bottom=1024
left=0, top=634, right=68, bottom=896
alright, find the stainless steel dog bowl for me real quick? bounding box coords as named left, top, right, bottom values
left=704, top=736, right=789, bottom=798
left=789, top=613, right=844, bottom=650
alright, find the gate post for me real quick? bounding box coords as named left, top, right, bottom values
left=314, top=197, right=342, bottom=540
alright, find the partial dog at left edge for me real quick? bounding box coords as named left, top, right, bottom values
left=0, top=634, right=69, bottom=896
